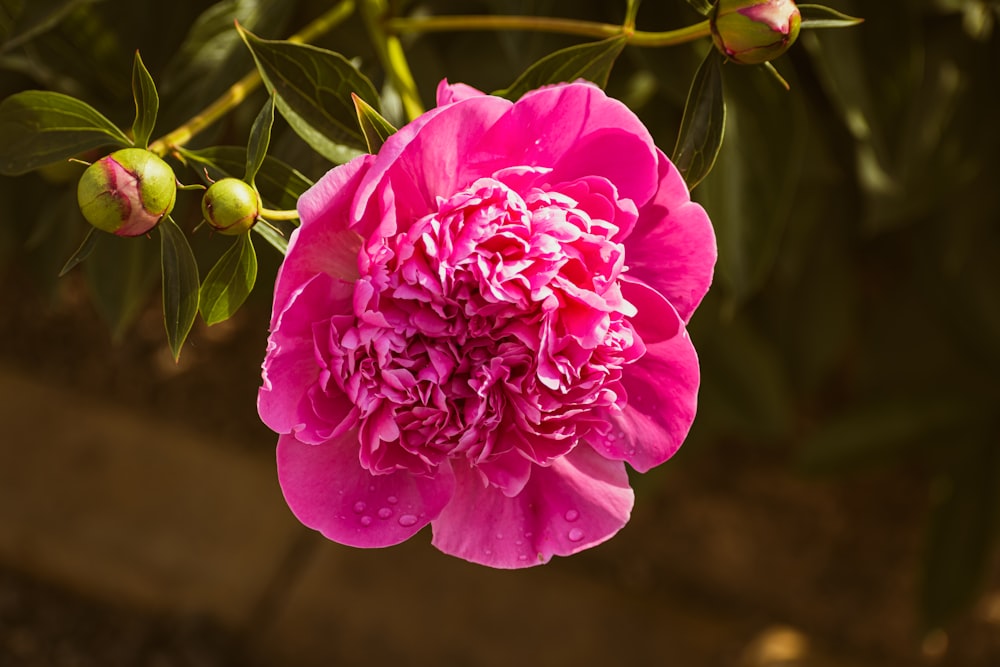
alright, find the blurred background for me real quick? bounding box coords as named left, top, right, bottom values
left=1, top=0, right=999, bottom=665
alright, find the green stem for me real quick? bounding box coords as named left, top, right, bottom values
left=360, top=0, right=424, bottom=122
left=386, top=15, right=712, bottom=48
left=149, top=0, right=356, bottom=156
left=259, top=207, right=301, bottom=221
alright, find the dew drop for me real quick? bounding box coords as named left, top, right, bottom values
left=495, top=532, right=504, bottom=540
left=515, top=539, right=523, bottom=546
left=377, top=507, right=392, bottom=519
left=398, top=514, right=418, bottom=527
left=387, top=496, right=399, bottom=504
left=352, top=501, right=366, bottom=514
left=564, top=509, right=579, bottom=522
left=524, top=531, right=533, bottom=538
left=484, top=548, right=492, bottom=556
left=360, top=515, right=373, bottom=526
left=518, top=554, right=528, bottom=562
left=568, top=528, right=584, bottom=542
left=368, top=484, right=376, bottom=492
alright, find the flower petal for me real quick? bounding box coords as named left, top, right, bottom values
left=259, top=272, right=351, bottom=436
left=436, top=79, right=487, bottom=106
left=595, top=325, right=700, bottom=473
left=477, top=83, right=659, bottom=206
left=625, top=150, right=716, bottom=323
left=620, top=276, right=682, bottom=345
left=431, top=445, right=633, bottom=568
left=352, top=95, right=513, bottom=235
left=277, top=433, right=455, bottom=548
left=272, top=154, right=372, bottom=324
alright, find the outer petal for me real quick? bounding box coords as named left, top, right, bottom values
left=476, top=83, right=659, bottom=206
left=431, top=445, right=633, bottom=568
left=258, top=272, right=350, bottom=437
left=436, top=79, right=487, bottom=106
left=277, top=433, right=455, bottom=548
left=352, top=94, right=513, bottom=233
left=624, top=149, right=716, bottom=323
left=272, top=154, right=373, bottom=324
left=593, top=323, right=700, bottom=473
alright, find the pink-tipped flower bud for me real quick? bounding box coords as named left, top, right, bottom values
left=77, top=148, right=177, bottom=236
left=201, top=177, right=261, bottom=236
left=711, top=0, right=802, bottom=65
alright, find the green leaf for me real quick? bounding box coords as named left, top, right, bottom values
left=158, top=217, right=200, bottom=361
left=683, top=0, right=714, bottom=17
left=922, top=440, right=1000, bottom=630
left=130, top=50, right=158, bottom=149
left=253, top=218, right=288, bottom=256
left=158, top=0, right=294, bottom=118
left=245, top=95, right=275, bottom=185
left=177, top=145, right=311, bottom=211
left=672, top=48, right=726, bottom=190
left=353, top=92, right=397, bottom=154
left=199, top=233, right=258, bottom=325
left=494, top=35, right=628, bottom=101
left=58, top=226, right=99, bottom=277
left=0, top=90, right=131, bottom=175
left=798, top=4, right=865, bottom=29
left=237, top=24, right=380, bottom=163
left=0, top=0, right=91, bottom=53
left=693, top=64, right=808, bottom=300
left=84, top=232, right=159, bottom=340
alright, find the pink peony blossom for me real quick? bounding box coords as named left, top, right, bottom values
left=258, top=80, right=716, bottom=568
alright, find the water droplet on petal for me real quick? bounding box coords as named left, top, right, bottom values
left=353, top=501, right=366, bottom=514
left=387, top=496, right=398, bottom=504
left=568, top=528, right=584, bottom=542
left=564, top=509, right=579, bottom=522
left=378, top=507, right=392, bottom=519
left=518, top=554, right=528, bottom=561
left=360, top=515, right=373, bottom=526
left=368, top=484, right=376, bottom=492
left=398, top=514, right=418, bottom=527
left=495, top=532, right=503, bottom=540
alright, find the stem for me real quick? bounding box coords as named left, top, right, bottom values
left=149, top=0, right=356, bottom=156
left=259, top=207, right=301, bottom=221
left=386, top=15, right=712, bottom=48
left=360, top=0, right=424, bottom=122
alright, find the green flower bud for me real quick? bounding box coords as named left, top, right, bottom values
left=201, top=178, right=261, bottom=236
left=711, top=0, right=802, bottom=65
left=77, top=148, right=177, bottom=236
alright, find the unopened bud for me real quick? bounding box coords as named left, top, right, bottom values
left=201, top=178, right=261, bottom=236
left=77, top=148, right=177, bottom=236
left=711, top=0, right=802, bottom=65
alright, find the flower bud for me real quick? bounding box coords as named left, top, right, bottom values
left=201, top=178, right=261, bottom=236
left=711, top=0, right=802, bottom=65
left=76, top=148, right=177, bottom=236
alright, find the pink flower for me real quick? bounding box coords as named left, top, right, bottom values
left=258, top=80, right=716, bottom=568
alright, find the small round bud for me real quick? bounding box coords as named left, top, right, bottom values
left=77, top=148, right=177, bottom=236
left=711, top=0, right=802, bottom=65
left=201, top=178, right=262, bottom=236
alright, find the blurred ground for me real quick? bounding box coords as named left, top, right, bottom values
left=1, top=270, right=999, bottom=667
